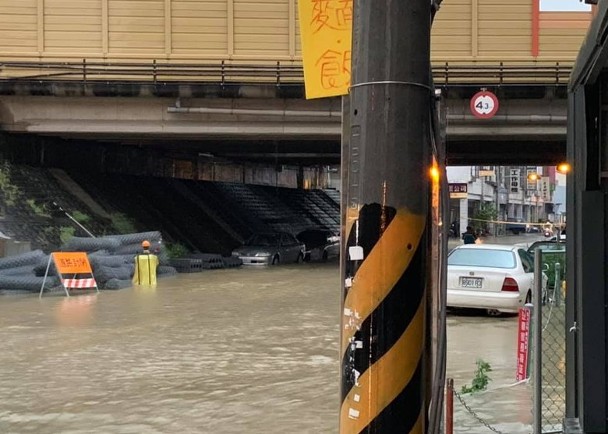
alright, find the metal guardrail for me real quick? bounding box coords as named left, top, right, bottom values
left=0, top=60, right=573, bottom=86
left=435, top=62, right=572, bottom=85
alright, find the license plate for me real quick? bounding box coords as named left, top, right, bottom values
left=460, top=277, right=482, bottom=288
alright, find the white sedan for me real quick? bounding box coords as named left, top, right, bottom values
left=447, top=244, right=546, bottom=314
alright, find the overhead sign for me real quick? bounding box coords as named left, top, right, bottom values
left=470, top=90, right=499, bottom=119
left=298, top=0, right=352, bottom=99
left=449, top=183, right=468, bottom=199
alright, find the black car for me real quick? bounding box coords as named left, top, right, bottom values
left=297, top=229, right=340, bottom=262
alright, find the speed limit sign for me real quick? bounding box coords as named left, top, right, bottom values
left=470, top=90, right=499, bottom=119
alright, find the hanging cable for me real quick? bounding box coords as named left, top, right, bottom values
left=52, top=201, right=96, bottom=238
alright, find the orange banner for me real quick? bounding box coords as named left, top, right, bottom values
left=298, top=0, right=353, bottom=99
left=53, top=252, right=93, bottom=274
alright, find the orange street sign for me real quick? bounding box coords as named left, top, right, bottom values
left=53, top=252, right=93, bottom=274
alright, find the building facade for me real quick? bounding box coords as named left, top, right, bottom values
left=447, top=165, right=563, bottom=236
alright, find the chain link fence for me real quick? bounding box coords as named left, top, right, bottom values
left=532, top=246, right=567, bottom=434
left=445, top=245, right=566, bottom=434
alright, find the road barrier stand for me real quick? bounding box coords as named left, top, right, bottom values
left=40, top=251, right=99, bottom=298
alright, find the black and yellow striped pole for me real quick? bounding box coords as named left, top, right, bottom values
left=340, top=0, right=431, bottom=432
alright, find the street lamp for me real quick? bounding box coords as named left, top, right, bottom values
left=556, top=163, right=571, bottom=174
left=527, top=172, right=541, bottom=224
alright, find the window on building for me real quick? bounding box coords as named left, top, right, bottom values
left=539, top=0, right=591, bottom=12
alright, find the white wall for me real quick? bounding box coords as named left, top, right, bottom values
left=446, top=166, right=472, bottom=183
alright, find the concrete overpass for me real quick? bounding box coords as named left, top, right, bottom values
left=0, top=65, right=568, bottom=166
left=0, top=0, right=594, bottom=166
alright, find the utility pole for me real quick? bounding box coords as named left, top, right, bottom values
left=340, top=0, right=432, bottom=433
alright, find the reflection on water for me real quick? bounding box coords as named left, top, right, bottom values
left=0, top=264, right=532, bottom=433
left=55, top=295, right=98, bottom=327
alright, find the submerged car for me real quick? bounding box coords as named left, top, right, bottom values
left=231, top=232, right=305, bottom=265
left=296, top=229, right=340, bottom=262
left=447, top=244, right=547, bottom=314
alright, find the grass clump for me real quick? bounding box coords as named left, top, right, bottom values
left=60, top=226, right=76, bottom=245
left=461, top=359, right=492, bottom=394
left=110, top=212, right=138, bottom=234
left=26, top=199, right=50, bottom=217
left=72, top=210, right=91, bottom=224
left=0, top=163, right=18, bottom=207
left=166, top=242, right=189, bottom=259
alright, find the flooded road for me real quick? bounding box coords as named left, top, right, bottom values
left=447, top=313, right=532, bottom=433
left=0, top=260, right=531, bottom=433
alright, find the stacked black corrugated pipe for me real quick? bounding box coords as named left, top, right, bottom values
left=0, top=232, right=178, bottom=295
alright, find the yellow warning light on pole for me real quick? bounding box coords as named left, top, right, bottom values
left=556, top=163, right=571, bottom=174
left=429, top=164, right=440, bottom=182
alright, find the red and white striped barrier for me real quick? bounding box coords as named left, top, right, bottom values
left=62, top=278, right=97, bottom=289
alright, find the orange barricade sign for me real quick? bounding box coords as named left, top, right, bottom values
left=52, top=252, right=93, bottom=274
left=39, top=252, right=99, bottom=298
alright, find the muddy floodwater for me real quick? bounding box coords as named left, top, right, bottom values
left=0, top=262, right=531, bottom=433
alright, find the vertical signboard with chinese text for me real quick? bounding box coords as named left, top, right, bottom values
left=540, top=176, right=551, bottom=201
left=516, top=307, right=531, bottom=381
left=510, top=169, right=520, bottom=193
left=298, top=0, right=353, bottom=99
